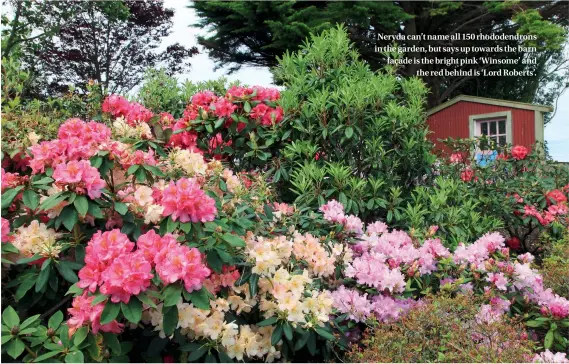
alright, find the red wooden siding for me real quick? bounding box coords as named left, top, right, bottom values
left=426, top=101, right=535, bottom=154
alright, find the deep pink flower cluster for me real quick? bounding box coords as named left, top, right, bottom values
left=249, top=103, right=284, bottom=126
left=523, top=198, right=567, bottom=226
left=136, top=230, right=210, bottom=292
left=52, top=160, right=106, bottom=199
left=102, top=95, right=153, bottom=126
left=73, top=229, right=211, bottom=334
left=1, top=168, right=28, bottom=191
left=225, top=85, right=280, bottom=102
left=1, top=217, right=11, bottom=242
left=160, top=178, right=217, bottom=223
left=29, top=119, right=111, bottom=174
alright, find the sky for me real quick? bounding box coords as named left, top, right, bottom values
left=163, top=1, right=569, bottom=160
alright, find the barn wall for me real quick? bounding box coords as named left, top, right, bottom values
left=426, top=101, right=536, bottom=154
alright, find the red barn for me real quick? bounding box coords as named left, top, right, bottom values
left=426, top=95, right=552, bottom=154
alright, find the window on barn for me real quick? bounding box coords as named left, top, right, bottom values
left=476, top=118, right=508, bottom=147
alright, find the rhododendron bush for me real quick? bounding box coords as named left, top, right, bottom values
left=442, top=138, right=569, bottom=254
left=2, top=116, right=568, bottom=363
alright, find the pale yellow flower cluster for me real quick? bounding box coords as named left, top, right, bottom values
left=222, top=169, right=242, bottom=193
left=122, top=185, right=164, bottom=225
left=292, top=232, right=353, bottom=277
left=12, top=220, right=61, bottom=257
left=169, top=148, right=207, bottom=177
left=143, top=297, right=281, bottom=362
left=112, top=117, right=153, bottom=139
left=245, top=233, right=293, bottom=276
left=258, top=268, right=334, bottom=326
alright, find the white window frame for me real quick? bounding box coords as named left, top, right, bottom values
left=469, top=111, right=512, bottom=146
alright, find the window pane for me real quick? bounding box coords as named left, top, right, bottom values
left=490, top=122, right=497, bottom=135
left=499, top=135, right=506, bottom=146
left=481, top=122, right=488, bottom=135
left=499, top=120, right=506, bottom=134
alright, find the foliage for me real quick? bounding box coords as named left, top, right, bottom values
left=441, top=138, right=569, bottom=254
left=137, top=70, right=241, bottom=119
left=540, top=227, right=569, bottom=298
left=396, top=177, right=503, bottom=249
left=272, top=25, right=435, bottom=222
left=1, top=98, right=568, bottom=361
left=2, top=0, right=198, bottom=97
left=346, top=294, right=535, bottom=363
left=191, top=1, right=568, bottom=108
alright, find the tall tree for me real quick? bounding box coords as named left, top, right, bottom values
left=2, top=1, right=198, bottom=97
left=191, top=1, right=568, bottom=109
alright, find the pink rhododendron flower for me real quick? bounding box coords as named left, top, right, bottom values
left=486, top=272, right=508, bottom=291
left=261, top=107, right=284, bottom=126
left=511, top=145, right=528, bottom=160
left=99, top=250, right=153, bottom=303
left=344, top=215, right=364, bottom=235
left=52, top=160, right=106, bottom=199
left=545, top=189, right=567, bottom=205
left=366, top=221, right=388, bottom=236
left=1, top=218, right=11, bottom=243
left=155, top=243, right=210, bottom=292
left=212, top=97, right=237, bottom=118
left=533, top=350, right=568, bottom=363
left=192, top=91, right=217, bottom=107
left=319, top=200, right=346, bottom=224
left=161, top=178, right=217, bottom=223
left=331, top=286, right=372, bottom=322
left=460, top=167, right=474, bottom=182
left=67, top=292, right=124, bottom=337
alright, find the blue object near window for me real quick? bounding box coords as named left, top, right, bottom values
left=476, top=150, right=497, bottom=167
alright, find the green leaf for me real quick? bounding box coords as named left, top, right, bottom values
left=271, top=325, right=283, bottom=346
left=5, top=338, right=25, bottom=359
left=65, top=283, right=84, bottom=297
left=100, top=302, right=120, bottom=325
left=283, top=323, right=293, bottom=341
left=294, top=331, right=310, bottom=351
left=74, top=196, right=89, bottom=217
left=102, top=332, right=121, bottom=355
left=525, top=320, right=544, bottom=328
left=20, top=314, right=40, bottom=330
left=91, top=293, right=109, bottom=306
left=249, top=274, right=259, bottom=297
left=15, top=276, right=36, bottom=301
left=60, top=206, right=78, bottom=231
left=257, top=317, right=278, bottom=327
left=143, top=165, right=166, bottom=177
left=162, top=305, right=178, bottom=336
left=136, top=293, right=157, bottom=309
left=243, top=101, right=252, bottom=113
left=221, top=233, right=245, bottom=248
left=38, top=192, right=66, bottom=211
left=33, top=351, right=61, bottom=362
left=345, top=126, right=354, bottom=139
left=48, top=311, right=64, bottom=330
left=163, top=283, right=182, bottom=307
left=544, top=329, right=554, bottom=349
left=1, top=186, right=24, bottom=209
left=16, top=254, right=42, bottom=264
left=307, top=331, right=317, bottom=356
left=121, top=298, right=142, bottom=324
left=126, top=165, right=140, bottom=176
left=315, top=328, right=336, bottom=341
left=23, top=190, right=39, bottom=210
left=207, top=250, right=223, bottom=273
left=73, top=326, right=89, bottom=346
left=218, top=350, right=233, bottom=363
left=114, top=202, right=128, bottom=215
left=188, top=288, right=210, bottom=310
left=35, top=264, right=52, bottom=292
left=188, top=345, right=208, bottom=362
left=56, top=261, right=78, bottom=283
left=32, top=177, right=54, bottom=185
left=166, top=217, right=179, bottom=233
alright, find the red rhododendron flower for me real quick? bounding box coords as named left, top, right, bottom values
left=460, top=168, right=474, bottom=182
left=211, top=97, right=237, bottom=118
left=545, top=189, right=567, bottom=205
left=505, top=236, right=521, bottom=250
left=511, top=145, right=528, bottom=160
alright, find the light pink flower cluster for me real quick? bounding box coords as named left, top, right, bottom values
left=29, top=119, right=111, bottom=174
left=1, top=217, right=12, bottom=242
left=67, top=292, right=123, bottom=337
left=453, top=232, right=505, bottom=266
left=319, top=200, right=364, bottom=235
left=533, top=350, right=569, bottom=363
left=475, top=297, right=511, bottom=324
left=52, top=160, right=106, bottom=199
left=160, top=178, right=217, bottom=223
left=331, top=286, right=414, bottom=323
left=102, top=95, right=153, bottom=126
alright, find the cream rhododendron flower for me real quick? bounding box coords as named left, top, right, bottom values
left=12, top=220, right=61, bottom=257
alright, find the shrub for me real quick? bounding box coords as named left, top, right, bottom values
left=395, top=176, right=503, bottom=249
left=540, top=226, right=569, bottom=298
left=441, top=138, right=569, bottom=254
left=272, top=25, right=436, bottom=221
left=346, top=294, right=535, bottom=363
